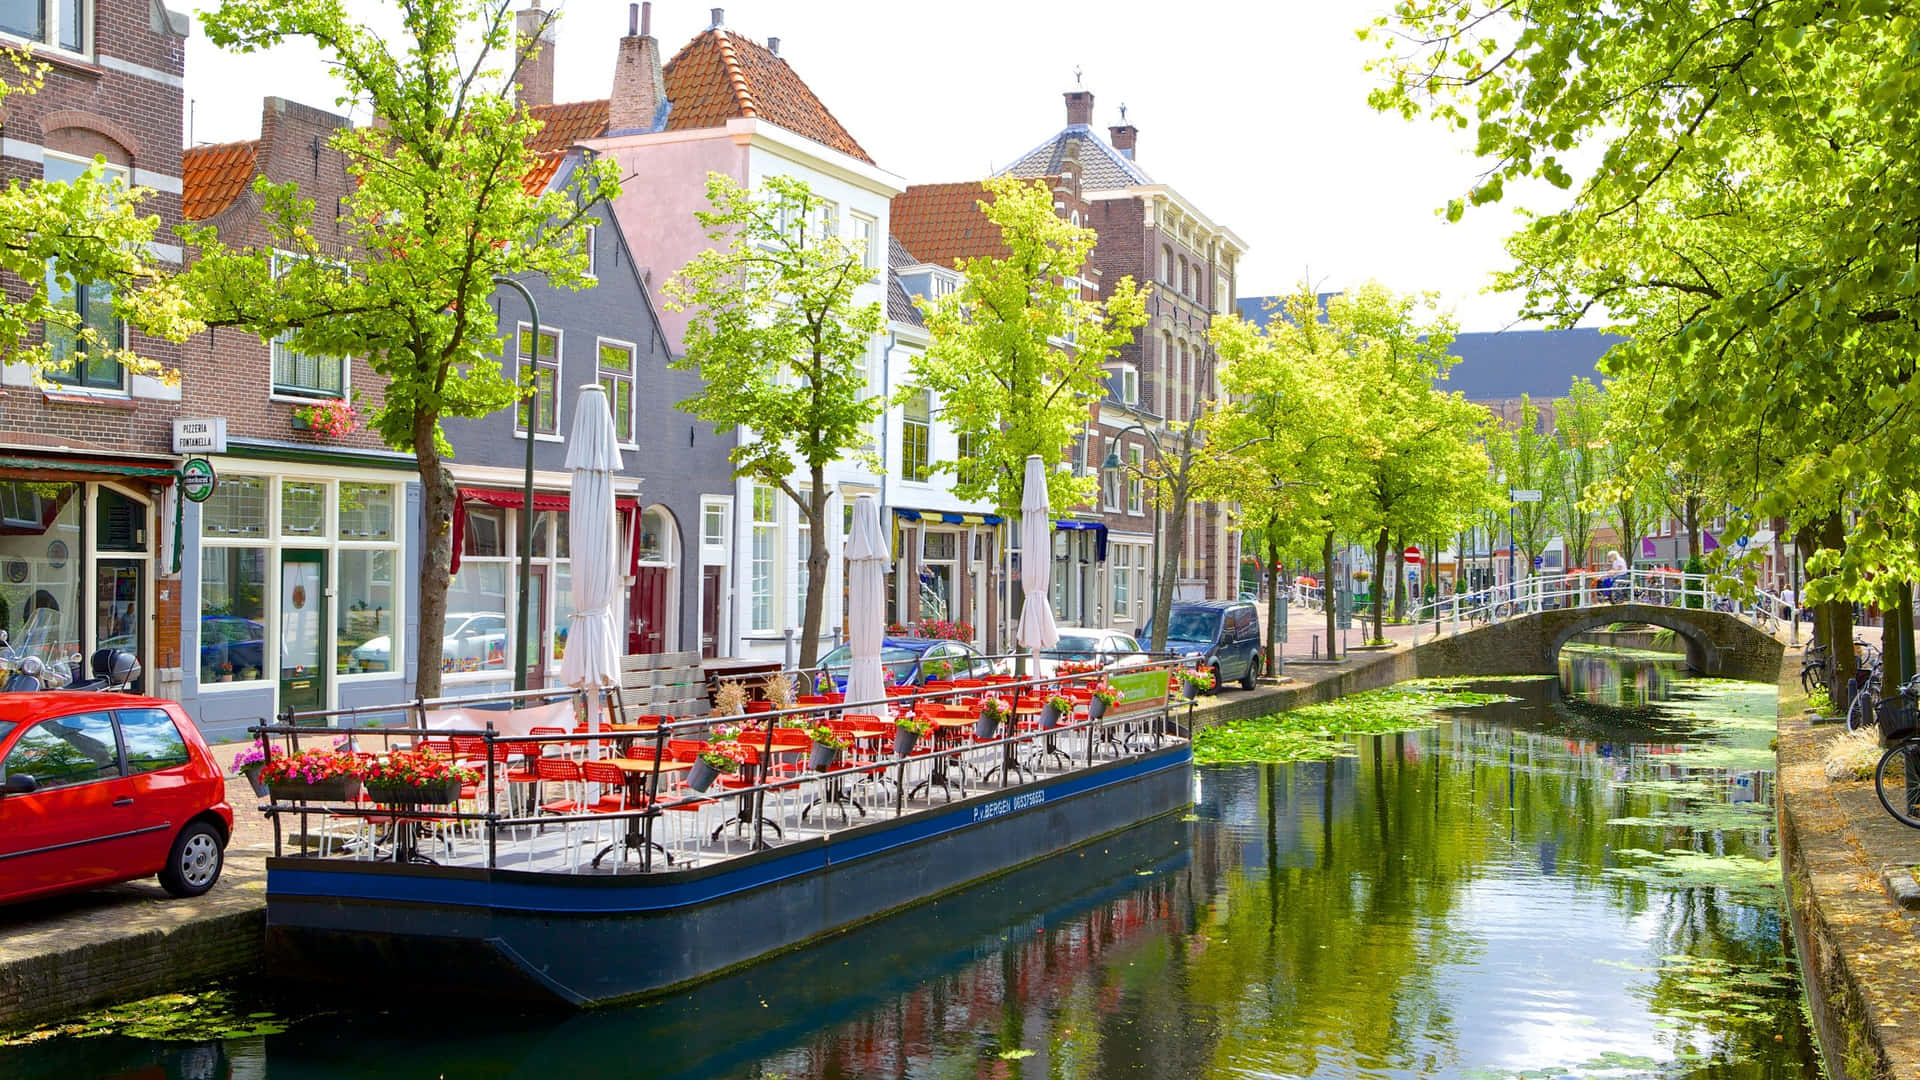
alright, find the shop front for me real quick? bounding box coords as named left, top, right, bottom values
left=0, top=452, right=180, bottom=699
left=889, top=508, right=1002, bottom=650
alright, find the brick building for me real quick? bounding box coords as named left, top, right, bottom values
left=0, top=0, right=192, bottom=697
left=179, top=98, right=421, bottom=737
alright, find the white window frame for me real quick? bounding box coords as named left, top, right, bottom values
left=850, top=211, right=878, bottom=271
left=0, top=0, right=92, bottom=58
left=40, top=150, right=128, bottom=395
left=594, top=336, right=637, bottom=448
left=513, top=322, right=564, bottom=442
left=750, top=484, right=779, bottom=633
left=900, top=389, right=932, bottom=483
left=582, top=222, right=598, bottom=280
left=267, top=251, right=351, bottom=403
left=1128, top=446, right=1144, bottom=515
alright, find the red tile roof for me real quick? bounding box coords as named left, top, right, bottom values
left=527, top=99, right=610, bottom=153
left=890, top=181, right=1009, bottom=268
left=181, top=139, right=259, bottom=220
left=662, top=29, right=872, bottom=164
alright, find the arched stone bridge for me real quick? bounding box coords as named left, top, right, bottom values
left=1408, top=603, right=1785, bottom=683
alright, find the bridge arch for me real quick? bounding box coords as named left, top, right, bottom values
left=1543, top=604, right=1715, bottom=674
left=1408, top=602, right=1784, bottom=684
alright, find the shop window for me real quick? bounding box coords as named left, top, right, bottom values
left=202, top=475, right=267, bottom=539
left=0, top=480, right=80, bottom=666
left=339, top=483, right=393, bottom=541
left=463, top=505, right=506, bottom=557
left=443, top=570, right=509, bottom=672
left=199, top=546, right=267, bottom=683
left=598, top=339, right=635, bottom=443
left=338, top=549, right=395, bottom=674
left=515, top=326, right=560, bottom=436
left=281, top=480, right=326, bottom=538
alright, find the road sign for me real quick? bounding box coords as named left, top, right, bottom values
left=172, top=417, right=227, bottom=455
left=1532, top=556, right=1544, bottom=569
left=180, top=457, right=217, bottom=503
left=1510, top=488, right=1543, bottom=503
left=1403, top=545, right=1423, bottom=565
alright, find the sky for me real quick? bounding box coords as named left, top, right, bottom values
left=182, top=0, right=1544, bottom=332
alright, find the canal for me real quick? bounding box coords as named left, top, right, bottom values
left=3, top=646, right=1817, bottom=1078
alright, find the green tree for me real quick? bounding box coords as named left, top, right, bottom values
left=1548, top=376, right=1605, bottom=570
left=181, top=0, right=618, bottom=697
left=0, top=48, right=198, bottom=379
left=1486, top=395, right=1556, bottom=585
left=908, top=176, right=1148, bottom=520
left=665, top=173, right=883, bottom=669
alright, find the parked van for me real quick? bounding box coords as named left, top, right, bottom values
left=1139, top=600, right=1263, bottom=690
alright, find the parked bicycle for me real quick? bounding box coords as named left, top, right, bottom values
left=1871, top=674, right=1920, bottom=828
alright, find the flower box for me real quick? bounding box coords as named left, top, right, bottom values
left=364, top=778, right=461, bottom=806
left=268, top=776, right=361, bottom=803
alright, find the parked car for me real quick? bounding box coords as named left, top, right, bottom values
left=1140, top=600, right=1264, bottom=691
left=816, top=637, right=999, bottom=690
left=350, top=611, right=508, bottom=673
left=199, top=615, right=265, bottom=680
left=1037, top=628, right=1150, bottom=677
left=0, top=694, right=233, bottom=904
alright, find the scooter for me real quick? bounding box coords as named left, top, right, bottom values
left=0, top=630, right=139, bottom=692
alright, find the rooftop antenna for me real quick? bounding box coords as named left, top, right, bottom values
left=1119, top=103, right=1128, bottom=122
left=1073, top=65, right=1083, bottom=87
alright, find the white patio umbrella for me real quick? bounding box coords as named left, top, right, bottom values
left=843, top=493, right=889, bottom=708
left=558, top=385, right=625, bottom=718
left=1015, top=455, right=1059, bottom=662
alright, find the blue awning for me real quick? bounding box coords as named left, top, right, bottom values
left=891, top=508, right=1004, bottom=526
left=1054, top=520, right=1108, bottom=562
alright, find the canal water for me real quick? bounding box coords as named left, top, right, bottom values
left=4, top=646, right=1817, bottom=1079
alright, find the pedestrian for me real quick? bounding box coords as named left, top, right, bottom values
left=1780, top=585, right=1795, bottom=622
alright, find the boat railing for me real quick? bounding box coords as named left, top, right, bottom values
left=247, top=660, right=1197, bottom=874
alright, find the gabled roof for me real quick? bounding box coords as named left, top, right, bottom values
left=887, top=268, right=922, bottom=328
left=1443, top=328, right=1625, bottom=401
left=997, top=125, right=1151, bottom=192
left=890, top=181, right=999, bottom=268
left=888, top=234, right=920, bottom=271
left=528, top=99, right=611, bottom=152
left=181, top=139, right=259, bottom=220
left=661, top=29, right=872, bottom=164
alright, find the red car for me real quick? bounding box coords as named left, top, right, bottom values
left=0, top=693, right=233, bottom=905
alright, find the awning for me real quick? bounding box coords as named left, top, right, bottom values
left=450, top=485, right=639, bottom=575
left=461, top=485, right=571, bottom=512
left=890, top=507, right=1004, bottom=526
left=1054, top=519, right=1108, bottom=562
left=0, top=455, right=179, bottom=483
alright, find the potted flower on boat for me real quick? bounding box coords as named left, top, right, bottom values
left=1176, top=668, right=1215, bottom=699
left=892, top=714, right=932, bottom=758
left=975, top=696, right=1010, bottom=740
left=687, top=743, right=742, bottom=793
left=360, top=748, right=479, bottom=806
left=260, top=747, right=363, bottom=803
left=229, top=744, right=280, bottom=797
left=1088, top=684, right=1123, bottom=719
left=805, top=725, right=848, bottom=771
left=1040, top=693, right=1074, bottom=730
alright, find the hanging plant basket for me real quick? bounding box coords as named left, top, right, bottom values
left=809, top=741, right=840, bottom=772
left=687, top=758, right=720, bottom=792
left=240, top=762, right=270, bottom=798
left=973, top=714, right=1001, bottom=741
left=893, top=728, right=920, bottom=759
left=364, top=778, right=461, bottom=806
left=268, top=776, right=361, bottom=803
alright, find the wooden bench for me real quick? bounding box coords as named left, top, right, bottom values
left=613, top=651, right=709, bottom=725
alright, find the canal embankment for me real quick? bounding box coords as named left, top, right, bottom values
left=1777, top=649, right=1920, bottom=1080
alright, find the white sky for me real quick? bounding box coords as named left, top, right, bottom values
left=183, top=0, right=1542, bottom=331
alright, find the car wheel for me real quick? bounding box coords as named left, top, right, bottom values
left=1209, top=663, right=1224, bottom=695
left=159, top=821, right=225, bottom=898
left=1241, top=654, right=1260, bottom=691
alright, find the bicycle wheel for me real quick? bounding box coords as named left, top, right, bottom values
left=1875, top=741, right=1920, bottom=828
left=1801, top=662, right=1826, bottom=696
left=1848, top=687, right=1876, bottom=733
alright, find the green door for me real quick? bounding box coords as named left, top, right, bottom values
left=279, top=550, right=327, bottom=715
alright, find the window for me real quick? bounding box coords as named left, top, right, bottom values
left=515, top=325, right=560, bottom=435
left=202, top=475, right=267, bottom=539
left=1113, top=546, right=1131, bottom=617
left=1, top=0, right=86, bottom=53
left=901, top=390, right=932, bottom=482
left=639, top=506, right=673, bottom=563
left=702, top=500, right=727, bottom=549
left=795, top=490, right=812, bottom=620
left=1127, top=446, right=1144, bottom=514
left=850, top=212, right=878, bottom=270
left=1102, top=448, right=1122, bottom=511
left=582, top=223, right=597, bottom=279
left=1160, top=245, right=1172, bottom=284
left=3, top=713, right=118, bottom=790
left=119, top=708, right=189, bottom=775
left=816, top=200, right=839, bottom=243
left=41, top=153, right=125, bottom=390
left=956, top=430, right=976, bottom=461
left=281, top=481, right=326, bottom=538
left=338, top=483, right=394, bottom=541
left=1178, top=257, right=1189, bottom=296
left=751, top=485, right=777, bottom=632
left=270, top=253, right=346, bottom=399
left=597, top=339, right=636, bottom=443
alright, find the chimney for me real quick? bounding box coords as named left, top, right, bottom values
left=1064, top=89, right=1093, bottom=127
left=609, top=2, right=668, bottom=134
left=710, top=7, right=723, bottom=27
left=1109, top=122, right=1136, bottom=160
left=512, top=1, right=555, bottom=109
left=767, top=36, right=780, bottom=56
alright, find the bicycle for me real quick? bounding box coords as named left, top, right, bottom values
left=1801, top=641, right=1829, bottom=696
left=1871, top=675, right=1920, bottom=828
left=1846, top=656, right=1885, bottom=733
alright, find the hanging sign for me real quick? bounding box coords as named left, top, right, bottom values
left=180, top=457, right=218, bottom=504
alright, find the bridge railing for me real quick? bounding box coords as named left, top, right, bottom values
left=1411, top=568, right=1798, bottom=642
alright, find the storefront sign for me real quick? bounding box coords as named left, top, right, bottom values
left=180, top=458, right=218, bottom=503
left=172, top=417, right=227, bottom=455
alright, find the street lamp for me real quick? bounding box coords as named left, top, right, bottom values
left=1102, top=423, right=1164, bottom=646
left=494, top=276, right=541, bottom=693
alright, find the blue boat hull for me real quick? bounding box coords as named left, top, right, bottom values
left=265, top=743, right=1193, bottom=1006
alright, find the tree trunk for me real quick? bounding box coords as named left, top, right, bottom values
left=1323, top=531, right=1338, bottom=661
left=1391, top=532, right=1406, bottom=622
left=1372, top=527, right=1391, bottom=643
left=798, top=465, right=830, bottom=670
left=1147, top=479, right=1190, bottom=654
left=1817, top=512, right=1855, bottom=704
left=1685, top=495, right=1703, bottom=560
left=1264, top=516, right=1281, bottom=674
left=413, top=418, right=453, bottom=701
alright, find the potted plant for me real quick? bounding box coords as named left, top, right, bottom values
left=893, top=715, right=932, bottom=758
left=1056, top=660, right=1102, bottom=677
left=806, top=725, right=848, bottom=771
left=217, top=661, right=234, bottom=683
left=1088, top=684, right=1122, bottom=720
left=360, top=748, right=479, bottom=805
left=975, top=697, right=1009, bottom=740
left=229, top=744, right=279, bottom=797
left=687, top=743, right=742, bottom=793
left=1040, top=693, right=1074, bottom=730
left=260, top=747, right=363, bottom=802
left=1176, top=668, right=1215, bottom=699
left=241, top=666, right=261, bottom=681
left=291, top=398, right=359, bottom=439
left=920, top=657, right=955, bottom=682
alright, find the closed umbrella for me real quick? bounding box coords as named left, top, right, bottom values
left=558, top=385, right=625, bottom=715
left=844, top=493, right=889, bottom=708
left=1015, top=455, right=1059, bottom=659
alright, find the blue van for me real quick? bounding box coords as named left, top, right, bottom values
left=1139, top=600, right=1263, bottom=691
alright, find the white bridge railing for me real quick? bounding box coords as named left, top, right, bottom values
left=1403, top=568, right=1798, bottom=644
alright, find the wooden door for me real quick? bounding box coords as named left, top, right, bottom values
left=701, top=566, right=722, bottom=658
left=630, top=566, right=669, bottom=655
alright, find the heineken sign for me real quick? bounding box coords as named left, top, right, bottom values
left=180, top=457, right=217, bottom=503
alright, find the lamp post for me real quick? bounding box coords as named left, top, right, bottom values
left=494, top=276, right=540, bottom=693
left=1101, top=423, right=1168, bottom=655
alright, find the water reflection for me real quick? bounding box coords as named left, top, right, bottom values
left=4, top=651, right=1815, bottom=1079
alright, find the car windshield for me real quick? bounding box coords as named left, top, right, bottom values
left=1043, top=634, right=1102, bottom=660
left=1162, top=611, right=1222, bottom=642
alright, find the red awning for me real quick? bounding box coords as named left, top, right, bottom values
left=449, top=486, right=640, bottom=575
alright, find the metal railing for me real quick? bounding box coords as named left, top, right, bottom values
left=247, top=661, right=1195, bottom=875
left=1401, top=568, right=1798, bottom=642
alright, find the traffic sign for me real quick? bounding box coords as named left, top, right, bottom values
left=180, top=457, right=217, bottom=503
left=1510, top=489, right=1543, bottom=503
left=1403, top=545, right=1423, bottom=565
left=1532, top=556, right=1544, bottom=569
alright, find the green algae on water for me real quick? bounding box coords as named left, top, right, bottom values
left=1194, top=683, right=1516, bottom=763
left=0, top=985, right=290, bottom=1046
